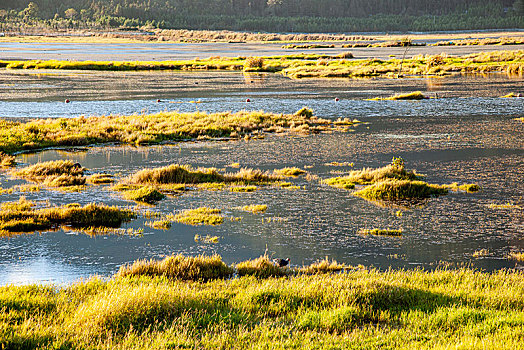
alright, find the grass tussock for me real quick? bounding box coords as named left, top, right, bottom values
left=369, top=91, right=427, bottom=101
left=0, top=109, right=343, bottom=155
left=353, top=180, right=449, bottom=201
left=0, top=197, right=136, bottom=235
left=14, top=160, right=85, bottom=187
left=509, top=252, right=524, bottom=262
left=274, top=167, right=307, bottom=176
left=236, top=256, right=289, bottom=278
left=86, top=173, right=115, bottom=184
left=299, top=258, right=347, bottom=274
left=358, top=228, right=403, bottom=237
left=173, top=207, right=223, bottom=226
left=122, top=186, right=166, bottom=204
left=237, top=204, right=267, bottom=213
left=0, top=152, right=16, bottom=167
left=117, top=255, right=234, bottom=281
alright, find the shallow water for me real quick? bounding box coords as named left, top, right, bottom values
left=0, top=71, right=523, bottom=285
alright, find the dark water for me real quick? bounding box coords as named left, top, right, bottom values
left=0, top=71, right=523, bottom=285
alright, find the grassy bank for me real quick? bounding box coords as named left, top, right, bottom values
left=0, top=108, right=353, bottom=155
left=1, top=50, right=523, bottom=79
left=1, top=254, right=524, bottom=349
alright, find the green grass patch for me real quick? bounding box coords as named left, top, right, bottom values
left=236, top=256, right=289, bottom=278
left=121, top=186, right=166, bottom=204
left=353, top=180, right=449, bottom=201
left=369, top=91, right=427, bottom=101
left=274, top=167, right=307, bottom=176
left=2, top=260, right=524, bottom=348
left=236, top=204, right=267, bottom=213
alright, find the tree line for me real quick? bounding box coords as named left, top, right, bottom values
left=0, top=0, right=522, bottom=32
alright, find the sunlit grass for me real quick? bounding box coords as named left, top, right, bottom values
left=173, top=207, right=223, bottom=226
left=368, top=91, right=427, bottom=101
left=236, top=204, right=267, bottom=213
left=358, top=228, right=403, bottom=237
left=274, top=167, right=307, bottom=176
left=13, top=160, right=85, bottom=187
left=353, top=180, right=449, bottom=201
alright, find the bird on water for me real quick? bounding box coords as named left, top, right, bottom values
left=273, top=258, right=290, bottom=267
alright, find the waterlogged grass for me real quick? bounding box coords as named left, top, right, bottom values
left=13, top=160, right=85, bottom=187
left=0, top=108, right=347, bottom=155
left=298, top=258, right=347, bottom=274
left=121, top=186, right=166, bottom=204
left=358, top=228, right=403, bottom=237
left=353, top=180, right=449, bottom=201
left=2, top=49, right=521, bottom=79
left=509, top=252, right=524, bottom=262
left=0, top=197, right=136, bottom=236
left=236, top=256, right=289, bottom=278
left=86, top=173, right=115, bottom=184
left=369, top=91, right=427, bottom=101
left=274, top=167, right=307, bottom=176
left=173, top=207, right=223, bottom=226
left=237, top=204, right=267, bottom=213
left=0, top=152, right=15, bottom=168
left=2, top=262, right=524, bottom=349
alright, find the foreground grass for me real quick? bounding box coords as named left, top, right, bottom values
left=1, top=255, right=524, bottom=349
left=0, top=108, right=354, bottom=155
left=1, top=50, right=522, bottom=79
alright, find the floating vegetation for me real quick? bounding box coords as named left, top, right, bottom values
left=509, top=252, right=524, bottom=262
left=121, top=186, right=166, bottom=204
left=488, top=203, right=523, bottom=210
left=444, top=183, right=481, bottom=193
left=323, top=177, right=356, bottom=189
left=274, top=167, right=307, bottom=176
left=353, top=180, right=449, bottom=201
left=325, top=161, right=354, bottom=167
left=0, top=197, right=136, bottom=236
left=358, top=229, right=403, bottom=237
left=0, top=109, right=351, bottom=155
left=86, top=173, right=115, bottom=184
left=230, top=185, right=257, bottom=192
left=236, top=256, right=288, bottom=278
left=116, top=254, right=234, bottom=281
left=194, top=234, right=220, bottom=244
left=237, top=204, right=267, bottom=214
left=228, top=162, right=241, bottom=168
left=473, top=249, right=489, bottom=258
left=173, top=207, right=223, bottom=226
left=13, top=160, right=85, bottom=187
left=369, top=91, right=427, bottom=101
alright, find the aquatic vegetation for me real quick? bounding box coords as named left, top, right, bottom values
left=358, top=228, right=403, bottom=237
left=3, top=259, right=524, bottom=349
left=516, top=117, right=524, bottom=123
left=323, top=177, right=355, bottom=189
left=194, top=234, right=220, bottom=244
left=282, top=43, right=336, bottom=49
left=173, top=207, right=223, bottom=226
left=488, top=203, right=523, bottom=210
left=237, top=204, right=267, bottom=214
left=369, top=91, right=427, bottom=101
left=129, top=164, right=224, bottom=185
left=86, top=173, right=115, bottom=184
left=0, top=109, right=344, bottom=155
left=444, top=183, right=481, bottom=193
left=122, top=186, right=166, bottom=204
left=3, top=49, right=521, bottom=80
left=145, top=219, right=172, bottom=230
left=0, top=152, right=15, bottom=167
left=236, top=256, right=288, bottom=278
left=325, top=161, right=354, bottom=167
left=274, top=167, right=307, bottom=176
left=298, top=258, right=347, bottom=274
left=13, top=160, right=85, bottom=187
left=431, top=37, right=524, bottom=47
left=473, top=249, right=490, bottom=258
left=116, top=255, right=234, bottom=281
left=353, top=180, right=449, bottom=201
left=0, top=198, right=136, bottom=235
left=230, top=185, right=257, bottom=192
left=509, top=252, right=524, bottom=262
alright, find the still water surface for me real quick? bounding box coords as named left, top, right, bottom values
left=0, top=71, right=522, bottom=284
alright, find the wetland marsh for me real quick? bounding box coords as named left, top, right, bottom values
left=0, top=61, right=522, bottom=284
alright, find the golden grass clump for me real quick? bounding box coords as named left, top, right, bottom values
left=236, top=256, right=288, bottom=278
left=0, top=152, right=16, bottom=167
left=14, top=160, right=85, bottom=187
left=173, top=207, right=223, bottom=226
left=488, top=203, right=522, bottom=210
left=86, top=173, right=115, bottom=184
left=244, top=56, right=264, bottom=70
left=353, top=180, right=448, bottom=201
left=509, top=252, right=524, bottom=262
left=0, top=198, right=136, bottom=235
left=370, top=91, right=427, bottom=101
left=128, top=164, right=224, bottom=185
left=237, top=204, right=267, bottom=213
left=358, top=228, right=403, bottom=237
left=274, top=167, right=307, bottom=176
left=117, top=254, right=234, bottom=281
left=299, top=258, right=347, bottom=274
